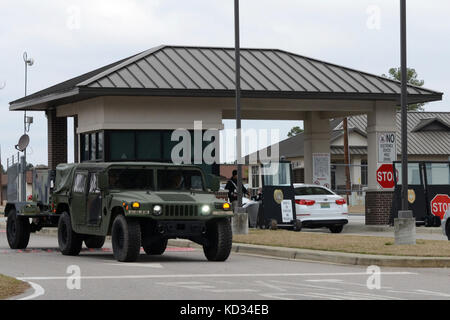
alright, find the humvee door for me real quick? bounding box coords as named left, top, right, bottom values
left=71, top=171, right=88, bottom=226
left=87, top=172, right=102, bottom=226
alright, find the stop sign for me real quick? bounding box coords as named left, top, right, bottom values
left=376, top=164, right=396, bottom=189
left=430, top=194, right=450, bottom=220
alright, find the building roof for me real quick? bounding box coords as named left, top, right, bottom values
left=10, top=45, right=443, bottom=111
left=246, top=112, right=450, bottom=161
left=335, top=112, right=450, bottom=155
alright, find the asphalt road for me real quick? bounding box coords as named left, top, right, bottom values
left=1, top=231, right=450, bottom=300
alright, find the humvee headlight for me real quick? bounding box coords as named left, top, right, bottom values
left=223, top=203, right=231, bottom=210
left=132, top=202, right=140, bottom=209
left=153, top=205, right=162, bottom=216
left=201, top=205, right=211, bottom=215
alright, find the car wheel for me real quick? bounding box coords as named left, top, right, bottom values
left=329, top=225, right=344, bottom=234
left=203, top=218, right=232, bottom=262
left=143, top=238, right=168, bottom=255
left=111, top=215, right=141, bottom=262
left=84, top=235, right=106, bottom=249
left=58, top=212, right=83, bottom=256
left=6, top=208, right=31, bottom=249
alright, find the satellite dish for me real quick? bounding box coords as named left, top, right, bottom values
left=15, top=134, right=30, bottom=152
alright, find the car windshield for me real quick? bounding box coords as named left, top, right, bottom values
left=108, top=168, right=154, bottom=190
left=157, top=169, right=204, bottom=191
left=295, top=186, right=334, bottom=196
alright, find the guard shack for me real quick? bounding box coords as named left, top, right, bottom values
left=391, top=161, right=450, bottom=226
left=9, top=45, right=443, bottom=225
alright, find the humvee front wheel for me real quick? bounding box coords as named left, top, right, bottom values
left=143, top=238, right=168, bottom=255
left=111, top=215, right=141, bottom=262
left=58, top=212, right=83, bottom=256
left=84, top=235, right=106, bottom=249
left=203, top=218, right=232, bottom=262
left=6, top=209, right=31, bottom=249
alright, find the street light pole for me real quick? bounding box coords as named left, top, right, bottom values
left=234, top=0, right=243, bottom=208
left=400, top=0, right=408, bottom=211
left=22, top=52, right=33, bottom=202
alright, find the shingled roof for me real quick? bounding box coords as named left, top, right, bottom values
left=10, top=45, right=443, bottom=110
left=246, top=112, right=450, bottom=161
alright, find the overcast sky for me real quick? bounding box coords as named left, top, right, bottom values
left=1, top=0, right=449, bottom=166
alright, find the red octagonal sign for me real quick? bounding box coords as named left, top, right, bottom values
left=430, top=194, right=450, bottom=220
left=376, top=164, right=396, bottom=189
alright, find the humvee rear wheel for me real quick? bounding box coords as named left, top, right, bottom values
left=84, top=235, right=106, bottom=249
left=203, top=218, right=232, bottom=262
left=111, top=215, right=141, bottom=262
left=6, top=209, right=31, bottom=249
left=58, top=212, right=83, bottom=256
left=143, top=238, right=168, bottom=255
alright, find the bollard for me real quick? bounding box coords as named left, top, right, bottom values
left=231, top=207, right=248, bottom=235
left=394, top=210, right=416, bottom=245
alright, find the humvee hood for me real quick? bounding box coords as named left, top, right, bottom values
left=111, top=191, right=216, bottom=204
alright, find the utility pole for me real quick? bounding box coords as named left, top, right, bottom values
left=400, top=0, right=408, bottom=211
left=395, top=0, right=415, bottom=245
left=343, top=118, right=351, bottom=204
left=234, top=0, right=243, bottom=208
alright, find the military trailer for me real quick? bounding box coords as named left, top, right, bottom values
left=4, top=162, right=233, bottom=262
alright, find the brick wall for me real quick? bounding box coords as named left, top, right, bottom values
left=46, top=109, right=67, bottom=170
left=365, top=191, right=394, bottom=225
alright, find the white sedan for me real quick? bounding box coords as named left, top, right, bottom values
left=294, top=183, right=348, bottom=233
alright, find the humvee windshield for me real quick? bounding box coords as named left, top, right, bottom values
left=157, top=169, right=204, bottom=191
left=108, top=169, right=154, bottom=190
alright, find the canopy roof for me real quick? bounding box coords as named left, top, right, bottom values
left=10, top=45, right=442, bottom=111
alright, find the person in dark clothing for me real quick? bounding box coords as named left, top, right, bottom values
left=225, top=170, right=249, bottom=210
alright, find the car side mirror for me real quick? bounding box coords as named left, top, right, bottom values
left=208, top=174, right=220, bottom=192
left=98, top=174, right=108, bottom=191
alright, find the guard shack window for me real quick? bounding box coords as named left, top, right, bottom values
left=79, top=130, right=219, bottom=178
left=81, top=132, right=104, bottom=162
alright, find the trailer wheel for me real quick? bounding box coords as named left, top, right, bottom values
left=84, top=236, right=106, bottom=249
left=446, top=222, right=450, bottom=241
left=111, top=215, right=141, bottom=262
left=143, top=238, right=168, bottom=255
left=58, top=212, right=83, bottom=256
left=6, top=209, right=30, bottom=249
left=203, top=218, right=232, bottom=262
left=293, top=220, right=302, bottom=232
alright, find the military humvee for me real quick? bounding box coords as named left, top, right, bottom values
left=5, top=162, right=233, bottom=262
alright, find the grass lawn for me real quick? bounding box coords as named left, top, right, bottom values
left=0, top=274, right=30, bottom=300
left=233, top=229, right=450, bottom=257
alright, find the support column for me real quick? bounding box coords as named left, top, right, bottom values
left=365, top=102, right=397, bottom=225
left=46, top=109, right=68, bottom=170
left=303, top=112, right=331, bottom=184
left=73, top=115, right=79, bottom=163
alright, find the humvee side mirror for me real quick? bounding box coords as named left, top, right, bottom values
left=208, top=174, right=220, bottom=192
left=98, top=174, right=108, bottom=190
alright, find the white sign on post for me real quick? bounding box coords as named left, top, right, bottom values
left=281, top=200, right=294, bottom=223
left=313, top=153, right=331, bottom=189
left=378, top=132, right=397, bottom=164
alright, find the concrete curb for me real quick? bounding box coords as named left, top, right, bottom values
left=166, top=239, right=450, bottom=268
left=345, top=224, right=443, bottom=234
left=1, top=222, right=449, bottom=268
